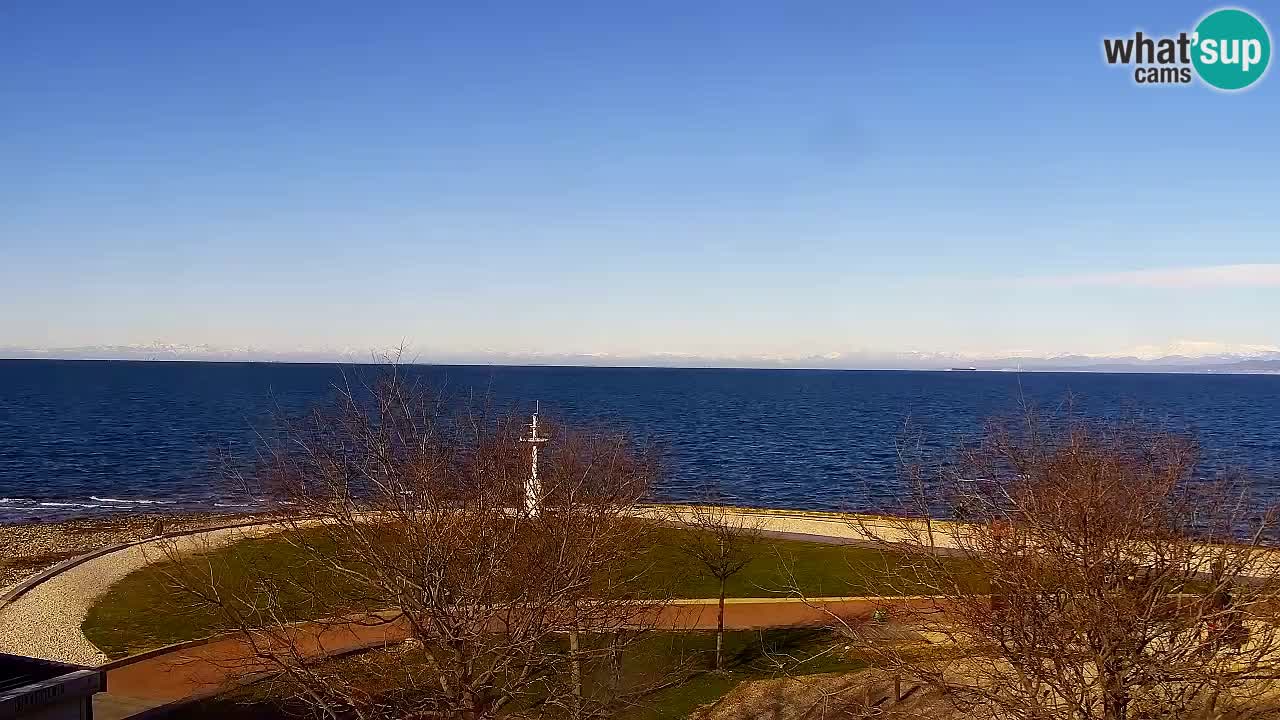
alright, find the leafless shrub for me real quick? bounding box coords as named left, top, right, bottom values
left=161, top=365, right=672, bottom=720
left=833, top=415, right=1280, bottom=720
left=669, top=501, right=766, bottom=671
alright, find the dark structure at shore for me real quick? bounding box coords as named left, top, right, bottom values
left=0, top=653, right=104, bottom=720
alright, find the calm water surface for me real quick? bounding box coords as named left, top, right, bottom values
left=2, top=360, right=1279, bottom=522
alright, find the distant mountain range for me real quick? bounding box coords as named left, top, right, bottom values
left=965, top=354, right=1280, bottom=374
left=3, top=343, right=1280, bottom=374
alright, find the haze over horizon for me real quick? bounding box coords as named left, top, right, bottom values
left=3, top=2, right=1277, bottom=363
left=6, top=338, right=1280, bottom=373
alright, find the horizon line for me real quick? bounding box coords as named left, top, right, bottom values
left=1, top=355, right=1277, bottom=377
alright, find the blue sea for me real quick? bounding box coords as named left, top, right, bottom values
left=1, top=360, right=1279, bottom=523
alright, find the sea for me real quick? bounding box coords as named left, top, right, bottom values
left=2, top=359, right=1279, bottom=524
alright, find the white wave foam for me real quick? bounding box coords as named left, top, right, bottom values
left=89, top=496, right=177, bottom=505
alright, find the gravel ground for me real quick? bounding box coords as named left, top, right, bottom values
left=0, top=515, right=282, bottom=666
left=0, top=512, right=264, bottom=595
left=692, top=670, right=946, bottom=720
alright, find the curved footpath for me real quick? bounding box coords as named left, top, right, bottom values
left=0, top=521, right=289, bottom=665
left=0, top=507, right=930, bottom=665
left=97, top=596, right=917, bottom=719
left=10, top=505, right=1273, bottom=719
left=0, top=507, right=924, bottom=720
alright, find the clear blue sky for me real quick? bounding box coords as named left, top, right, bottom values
left=2, top=1, right=1277, bottom=363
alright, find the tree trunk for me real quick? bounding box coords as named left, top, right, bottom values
left=1104, top=693, right=1128, bottom=720
left=1101, top=657, right=1127, bottom=720
left=609, top=631, right=623, bottom=690
left=716, top=577, right=726, bottom=671
left=569, top=627, right=583, bottom=720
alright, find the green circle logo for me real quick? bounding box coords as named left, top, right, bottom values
left=1192, top=8, right=1271, bottom=90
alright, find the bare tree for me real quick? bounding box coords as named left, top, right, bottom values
left=833, top=416, right=1280, bottom=720
left=672, top=502, right=766, bottom=671
left=161, top=366, right=672, bottom=720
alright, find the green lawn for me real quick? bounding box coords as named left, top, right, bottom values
left=615, top=628, right=868, bottom=719
left=84, top=522, right=967, bottom=658
left=639, top=525, right=954, bottom=599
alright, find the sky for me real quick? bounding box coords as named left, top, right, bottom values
left=2, top=1, right=1278, bottom=365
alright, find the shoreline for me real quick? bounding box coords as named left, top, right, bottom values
left=0, top=510, right=268, bottom=593
left=0, top=500, right=261, bottom=526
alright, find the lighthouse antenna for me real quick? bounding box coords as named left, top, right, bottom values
left=520, top=401, right=550, bottom=517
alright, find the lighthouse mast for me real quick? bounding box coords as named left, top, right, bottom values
left=519, top=401, right=550, bottom=517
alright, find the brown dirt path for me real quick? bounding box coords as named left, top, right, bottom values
left=101, top=597, right=935, bottom=713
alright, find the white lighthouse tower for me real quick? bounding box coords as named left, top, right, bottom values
left=519, top=401, right=549, bottom=517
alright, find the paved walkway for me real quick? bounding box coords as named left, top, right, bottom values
left=8, top=504, right=1271, bottom=718
left=93, top=596, right=922, bottom=720
left=6, top=505, right=1272, bottom=669
left=638, top=506, right=961, bottom=549
left=0, top=523, right=286, bottom=665
left=0, top=508, right=915, bottom=667
left=0, top=507, right=925, bottom=718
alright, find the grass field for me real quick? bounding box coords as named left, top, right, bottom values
left=84, top=522, right=965, bottom=658
left=616, top=628, right=869, bottom=719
